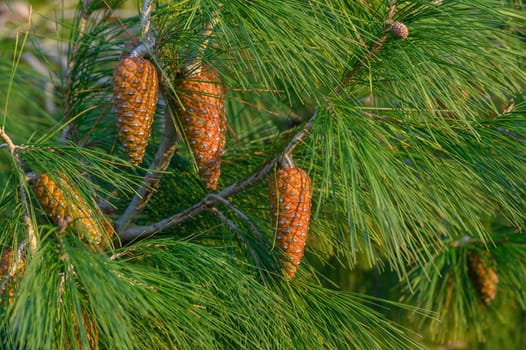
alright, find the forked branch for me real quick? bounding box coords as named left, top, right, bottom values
left=119, top=110, right=318, bottom=240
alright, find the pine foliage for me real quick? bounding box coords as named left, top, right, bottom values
left=0, top=0, right=525, bottom=349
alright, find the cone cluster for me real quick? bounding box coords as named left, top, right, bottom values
left=391, top=21, right=409, bottom=40
left=269, top=165, right=312, bottom=280
left=176, top=65, right=226, bottom=191
left=112, top=56, right=159, bottom=165
left=33, top=173, right=114, bottom=246
left=467, top=251, right=499, bottom=306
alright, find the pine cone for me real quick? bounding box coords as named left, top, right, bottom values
left=33, top=173, right=114, bottom=247
left=176, top=65, right=226, bottom=191
left=0, top=247, right=26, bottom=303
left=467, top=251, right=499, bottom=306
left=390, top=21, right=409, bottom=40
left=269, top=165, right=312, bottom=280
left=112, top=56, right=159, bottom=165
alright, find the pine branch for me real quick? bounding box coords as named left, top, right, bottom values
left=130, top=0, right=155, bottom=57
left=119, top=110, right=317, bottom=240
left=338, top=0, right=397, bottom=92
left=0, top=128, right=37, bottom=254
left=119, top=0, right=407, bottom=240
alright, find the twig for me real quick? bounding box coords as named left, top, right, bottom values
left=209, top=207, right=262, bottom=268
left=449, top=235, right=475, bottom=248
left=0, top=128, right=37, bottom=254
left=130, top=0, right=156, bottom=58
left=384, top=0, right=397, bottom=30
left=115, top=107, right=179, bottom=232
left=119, top=110, right=318, bottom=240
left=338, top=0, right=397, bottom=93
left=208, top=194, right=265, bottom=245
left=502, top=98, right=515, bottom=115
left=185, top=4, right=223, bottom=74
left=0, top=240, right=28, bottom=297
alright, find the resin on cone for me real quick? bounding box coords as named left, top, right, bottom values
left=33, top=173, right=114, bottom=247
left=112, top=56, right=158, bottom=165
left=269, top=164, right=312, bottom=280
left=467, top=251, right=499, bottom=306
left=176, top=65, right=225, bottom=191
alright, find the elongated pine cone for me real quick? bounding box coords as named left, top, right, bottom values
left=33, top=173, right=114, bottom=247
left=269, top=165, right=312, bottom=280
left=176, top=65, right=225, bottom=191
left=0, top=247, right=26, bottom=303
left=467, top=251, right=499, bottom=306
left=112, top=56, right=158, bottom=165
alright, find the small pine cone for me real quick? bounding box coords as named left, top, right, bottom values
left=269, top=165, right=312, bottom=280
left=33, top=173, right=113, bottom=247
left=176, top=65, right=226, bottom=191
left=467, top=251, right=499, bottom=306
left=112, top=56, right=159, bottom=165
left=391, top=21, right=409, bottom=40
left=0, top=247, right=26, bottom=302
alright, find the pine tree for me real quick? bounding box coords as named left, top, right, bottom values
left=0, top=0, right=525, bottom=349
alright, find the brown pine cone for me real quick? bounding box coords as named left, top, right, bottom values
left=176, top=65, right=226, bottom=191
left=467, top=251, right=499, bottom=306
left=33, top=173, right=114, bottom=247
left=112, top=56, right=159, bottom=165
left=269, top=164, right=312, bottom=280
left=390, top=21, right=409, bottom=40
